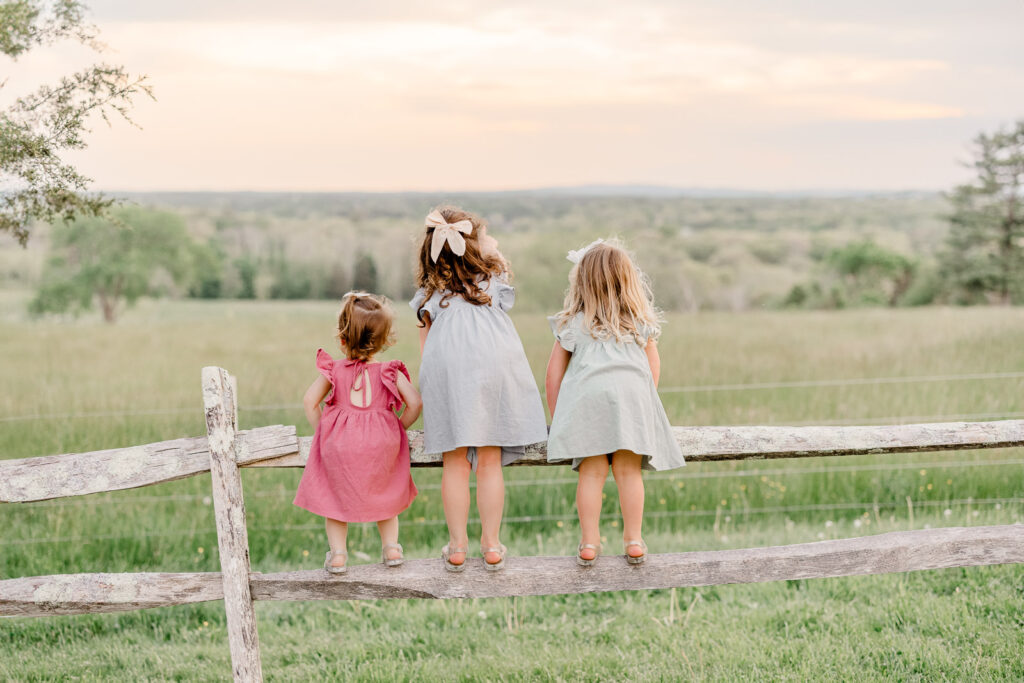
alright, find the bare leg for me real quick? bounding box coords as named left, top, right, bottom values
left=611, top=450, right=645, bottom=557
left=442, top=448, right=472, bottom=566
left=475, top=446, right=505, bottom=564
left=576, top=456, right=610, bottom=560
left=377, top=516, right=401, bottom=561
left=325, top=518, right=348, bottom=568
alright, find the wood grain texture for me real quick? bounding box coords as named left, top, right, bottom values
left=5, top=525, right=1020, bottom=617
left=0, top=572, right=223, bottom=617
left=0, top=425, right=297, bottom=503
left=247, top=420, right=1024, bottom=469
left=202, top=367, right=263, bottom=683
left=250, top=524, right=1024, bottom=601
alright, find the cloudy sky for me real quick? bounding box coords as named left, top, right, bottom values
left=6, top=0, right=1024, bottom=192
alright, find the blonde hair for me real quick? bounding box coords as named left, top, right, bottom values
left=554, top=240, right=662, bottom=344
left=336, top=292, right=396, bottom=361
left=415, top=205, right=508, bottom=318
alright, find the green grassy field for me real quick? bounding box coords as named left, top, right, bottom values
left=2, top=295, right=1024, bottom=681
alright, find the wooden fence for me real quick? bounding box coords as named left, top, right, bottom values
left=2, top=366, right=1024, bottom=682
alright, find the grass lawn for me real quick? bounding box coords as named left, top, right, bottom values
left=2, top=295, right=1023, bottom=680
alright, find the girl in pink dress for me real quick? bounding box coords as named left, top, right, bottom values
left=294, top=292, right=422, bottom=574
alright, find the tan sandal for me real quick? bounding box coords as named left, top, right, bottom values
left=324, top=549, right=348, bottom=575
left=576, top=542, right=601, bottom=567
left=625, top=539, right=647, bottom=565
left=382, top=542, right=404, bottom=568
left=441, top=544, right=468, bottom=573
left=481, top=543, right=508, bottom=571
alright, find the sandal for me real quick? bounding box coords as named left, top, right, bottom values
left=481, top=543, right=508, bottom=572
left=441, top=544, right=468, bottom=573
left=624, top=539, right=647, bottom=565
left=324, top=549, right=348, bottom=575
left=382, top=542, right=404, bottom=567
left=576, top=542, right=601, bottom=567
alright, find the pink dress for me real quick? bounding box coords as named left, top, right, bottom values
left=293, top=349, right=417, bottom=522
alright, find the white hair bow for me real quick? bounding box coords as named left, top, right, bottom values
left=567, top=239, right=605, bottom=264
left=425, top=210, right=474, bottom=262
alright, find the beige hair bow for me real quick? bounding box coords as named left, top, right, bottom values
left=426, top=210, right=473, bottom=262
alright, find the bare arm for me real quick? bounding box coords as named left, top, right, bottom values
left=302, top=376, right=332, bottom=429
left=395, top=372, right=423, bottom=429
left=644, top=339, right=661, bottom=387
left=545, top=341, right=572, bottom=418
left=418, top=314, right=431, bottom=356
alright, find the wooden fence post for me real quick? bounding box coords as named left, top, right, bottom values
left=202, top=367, right=263, bottom=683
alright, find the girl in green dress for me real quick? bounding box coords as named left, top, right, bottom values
left=545, top=240, right=685, bottom=566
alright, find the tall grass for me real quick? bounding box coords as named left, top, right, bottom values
left=2, top=297, right=1023, bottom=680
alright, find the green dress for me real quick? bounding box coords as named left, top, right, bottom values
left=547, top=313, right=685, bottom=471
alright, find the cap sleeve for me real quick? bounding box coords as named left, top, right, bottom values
left=548, top=315, right=576, bottom=353
left=316, top=348, right=336, bottom=404
left=410, top=288, right=439, bottom=323
left=380, top=360, right=411, bottom=411
left=634, top=322, right=661, bottom=346
left=490, top=272, right=515, bottom=312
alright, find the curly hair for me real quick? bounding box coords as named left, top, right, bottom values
left=414, top=205, right=508, bottom=321
left=336, top=292, right=397, bottom=361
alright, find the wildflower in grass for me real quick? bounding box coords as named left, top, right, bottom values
left=760, top=476, right=768, bottom=482
left=927, top=483, right=933, bottom=490
left=611, top=520, right=619, bottom=527
left=197, top=547, right=204, bottom=554
left=690, top=505, right=696, bottom=511
left=302, top=550, right=309, bottom=558
left=919, top=486, right=925, bottom=492
left=556, top=520, right=564, bottom=528
left=947, top=479, right=952, bottom=486
left=203, top=621, right=209, bottom=627
left=995, top=503, right=1002, bottom=510
left=779, top=486, right=786, bottom=493
left=478, top=611, right=487, bottom=618
left=972, top=510, right=979, bottom=517
left=943, top=509, right=952, bottom=517
left=853, top=519, right=862, bottom=528
left=919, top=469, right=926, bottom=476
left=202, top=496, right=212, bottom=506
left=724, top=515, right=731, bottom=522
left=720, top=499, right=727, bottom=506
left=825, top=520, right=834, bottom=528
left=676, top=482, right=684, bottom=489
left=740, top=484, right=747, bottom=492
left=659, top=498, right=666, bottom=505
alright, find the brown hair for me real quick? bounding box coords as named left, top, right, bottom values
left=336, top=292, right=396, bottom=361
left=554, top=239, right=662, bottom=344
left=415, top=205, right=508, bottom=320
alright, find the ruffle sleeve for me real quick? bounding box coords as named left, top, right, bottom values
left=410, top=288, right=440, bottom=323
left=490, top=272, right=516, bottom=312
left=380, top=360, right=411, bottom=412
left=547, top=315, right=576, bottom=353
left=634, top=322, right=661, bottom=346
left=316, top=348, right=336, bottom=404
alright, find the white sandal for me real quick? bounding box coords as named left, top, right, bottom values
left=441, top=544, right=468, bottom=573
left=324, top=549, right=348, bottom=575
left=481, top=543, right=508, bottom=571
left=577, top=542, right=601, bottom=567
left=382, top=542, right=404, bottom=567
left=624, top=539, right=647, bottom=565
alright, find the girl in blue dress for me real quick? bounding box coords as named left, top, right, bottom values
left=411, top=206, right=547, bottom=572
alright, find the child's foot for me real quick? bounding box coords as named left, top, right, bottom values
left=382, top=543, right=404, bottom=567
left=624, top=539, right=647, bottom=565
left=442, top=544, right=468, bottom=572
left=481, top=543, right=507, bottom=571
left=324, top=549, right=348, bottom=574
left=577, top=542, right=601, bottom=566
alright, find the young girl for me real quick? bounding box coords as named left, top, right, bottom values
left=545, top=239, right=685, bottom=566
left=294, top=292, right=422, bottom=574
left=411, top=207, right=548, bottom=572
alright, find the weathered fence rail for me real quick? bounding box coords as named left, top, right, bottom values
left=2, top=366, right=1023, bottom=682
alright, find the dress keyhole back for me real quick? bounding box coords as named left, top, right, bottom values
left=348, top=367, right=373, bottom=408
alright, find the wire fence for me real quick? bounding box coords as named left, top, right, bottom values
left=8, top=456, right=1024, bottom=510
left=3, top=370, right=1023, bottom=423
left=3, top=497, right=1022, bottom=547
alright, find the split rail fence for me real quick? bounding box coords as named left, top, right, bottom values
left=2, top=366, right=1024, bottom=682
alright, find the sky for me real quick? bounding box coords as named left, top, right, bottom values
left=5, top=0, right=1024, bottom=192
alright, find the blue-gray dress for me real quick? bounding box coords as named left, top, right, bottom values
left=547, top=313, right=685, bottom=471
left=411, top=274, right=548, bottom=469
